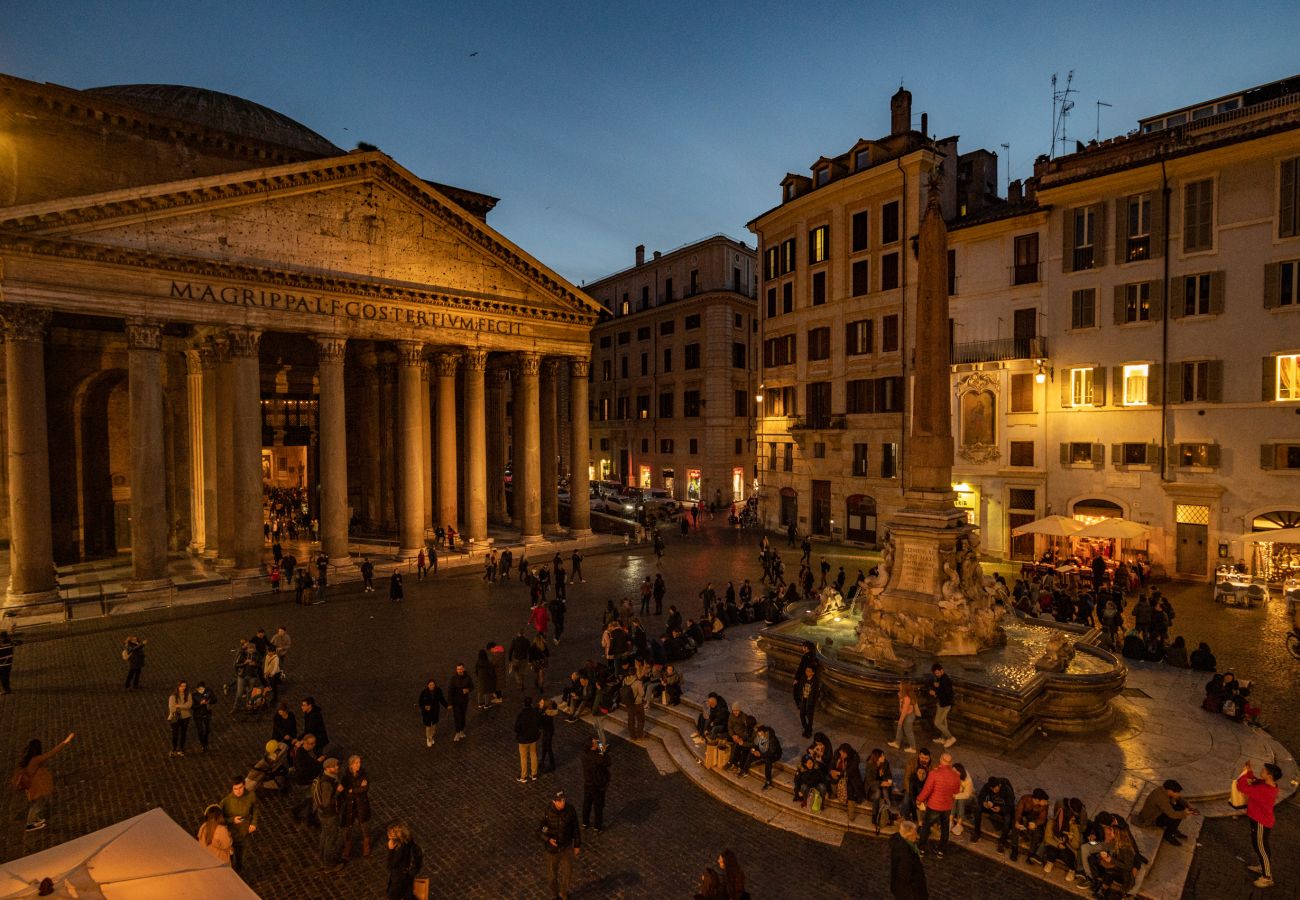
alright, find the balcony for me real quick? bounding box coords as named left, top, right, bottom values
left=951, top=337, right=1048, bottom=365
left=788, top=413, right=847, bottom=431
left=1011, top=261, right=1041, bottom=286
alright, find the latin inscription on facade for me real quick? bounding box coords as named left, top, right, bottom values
left=895, top=544, right=939, bottom=595
left=168, top=281, right=524, bottom=336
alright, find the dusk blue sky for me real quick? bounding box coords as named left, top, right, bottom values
left=3, top=1, right=1296, bottom=285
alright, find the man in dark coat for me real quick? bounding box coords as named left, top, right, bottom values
left=300, top=697, right=330, bottom=751
left=890, top=819, right=929, bottom=899
left=514, top=696, right=543, bottom=783
left=540, top=791, right=581, bottom=900
left=580, top=736, right=611, bottom=831
left=448, top=663, right=473, bottom=741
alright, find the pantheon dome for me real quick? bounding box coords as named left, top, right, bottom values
left=83, top=83, right=342, bottom=156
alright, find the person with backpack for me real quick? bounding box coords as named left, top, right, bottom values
left=386, top=823, right=423, bottom=900
left=12, top=732, right=75, bottom=831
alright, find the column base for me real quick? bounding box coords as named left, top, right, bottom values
left=568, top=528, right=594, bottom=538
left=467, top=537, right=494, bottom=549
left=3, top=587, right=61, bottom=613
left=521, top=532, right=545, bottom=544
left=213, top=556, right=237, bottom=569
left=126, top=577, right=173, bottom=593
left=396, top=547, right=423, bottom=560
left=542, top=523, right=564, bottom=535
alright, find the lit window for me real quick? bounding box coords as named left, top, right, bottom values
left=1279, top=354, right=1300, bottom=401
left=808, top=225, right=829, bottom=264
left=1123, top=283, right=1150, bottom=323
left=1069, top=367, right=1094, bottom=407
left=1123, top=364, right=1149, bottom=405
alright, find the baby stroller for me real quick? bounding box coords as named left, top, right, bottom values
left=233, top=685, right=269, bottom=721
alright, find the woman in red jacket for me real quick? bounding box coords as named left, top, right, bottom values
left=1237, top=762, right=1281, bottom=888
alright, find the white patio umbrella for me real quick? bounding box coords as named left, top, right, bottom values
left=1075, top=518, right=1151, bottom=540
left=0, top=808, right=257, bottom=899
left=1233, top=527, right=1300, bottom=543
left=1011, top=514, right=1085, bottom=537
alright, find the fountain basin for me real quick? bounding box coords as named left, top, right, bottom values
left=757, top=605, right=1127, bottom=751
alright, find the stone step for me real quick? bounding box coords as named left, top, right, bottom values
left=1134, top=815, right=1203, bottom=900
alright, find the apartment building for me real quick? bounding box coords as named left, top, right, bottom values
left=587, top=235, right=758, bottom=506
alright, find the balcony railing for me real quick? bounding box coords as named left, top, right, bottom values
left=788, top=413, right=847, bottom=431
left=951, top=337, right=1047, bottom=365
left=1011, top=261, right=1040, bottom=286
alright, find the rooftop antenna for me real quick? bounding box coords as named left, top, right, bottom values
left=1095, top=100, right=1113, bottom=141
left=1000, top=143, right=1011, bottom=193
left=1050, top=71, right=1076, bottom=158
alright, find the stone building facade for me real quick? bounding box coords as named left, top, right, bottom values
left=0, top=74, right=598, bottom=608
left=586, top=236, right=758, bottom=506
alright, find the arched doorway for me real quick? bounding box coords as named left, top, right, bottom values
left=845, top=494, right=877, bottom=545
left=779, top=487, right=797, bottom=528
left=1252, top=510, right=1300, bottom=530
left=74, top=369, right=130, bottom=560
left=1071, top=497, right=1124, bottom=523
left=1249, top=509, right=1300, bottom=581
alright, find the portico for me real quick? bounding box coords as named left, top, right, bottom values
left=0, top=151, right=599, bottom=609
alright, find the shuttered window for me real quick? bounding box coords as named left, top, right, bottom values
left=1280, top=158, right=1299, bottom=239
left=1183, top=179, right=1214, bottom=252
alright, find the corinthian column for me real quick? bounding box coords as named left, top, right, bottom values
left=568, top=356, right=592, bottom=535
left=316, top=336, right=351, bottom=565
left=2, top=306, right=57, bottom=605
left=126, top=319, right=170, bottom=588
left=463, top=349, right=489, bottom=545
left=539, top=358, right=560, bottom=532
left=515, top=352, right=542, bottom=542
left=359, top=353, right=382, bottom=526
left=185, top=349, right=206, bottom=554
left=420, top=363, right=433, bottom=531
left=487, top=368, right=509, bottom=524
left=227, top=327, right=263, bottom=572
left=433, top=351, right=459, bottom=535
left=198, top=345, right=220, bottom=559
left=396, top=341, right=426, bottom=557
left=211, top=337, right=236, bottom=567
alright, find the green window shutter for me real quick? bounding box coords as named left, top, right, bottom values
left=1146, top=362, right=1163, bottom=405
left=1092, top=443, right=1105, bottom=469
left=1169, top=276, right=1186, bottom=318
left=1113, top=285, right=1127, bottom=325
left=1207, top=359, right=1224, bottom=402
left=1092, top=202, right=1107, bottom=267
left=1262, top=355, right=1276, bottom=401
left=1167, top=362, right=1183, bottom=404
left=1114, top=197, right=1129, bottom=263
left=1060, top=375, right=1073, bottom=409
left=1263, top=262, right=1281, bottom=309
left=1281, top=159, right=1297, bottom=239
left=1112, top=365, right=1125, bottom=403
left=1111, top=443, right=1122, bottom=466
left=1182, top=182, right=1197, bottom=250
left=1209, top=270, right=1226, bottom=314
left=1150, top=189, right=1166, bottom=258
left=1206, top=444, right=1221, bottom=468
left=1149, top=279, right=1165, bottom=320
left=1062, top=209, right=1075, bottom=273
left=1261, top=444, right=1276, bottom=470
left=1148, top=442, right=1161, bottom=467
left=1092, top=366, right=1107, bottom=406
left=1060, top=443, right=1071, bottom=466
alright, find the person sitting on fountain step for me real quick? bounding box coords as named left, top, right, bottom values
left=1120, top=627, right=1147, bottom=661
left=1040, top=796, right=1087, bottom=879
left=1134, top=779, right=1197, bottom=846
left=723, top=704, right=755, bottom=770
left=691, top=693, right=729, bottom=745
left=738, top=724, right=782, bottom=789
left=866, top=749, right=897, bottom=833
left=970, top=775, right=1015, bottom=847
left=1189, top=641, right=1217, bottom=672
left=792, top=732, right=832, bottom=806
left=1008, top=787, right=1051, bottom=862
left=899, top=749, right=930, bottom=822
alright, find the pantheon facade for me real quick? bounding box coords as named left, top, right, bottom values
left=0, top=75, right=598, bottom=609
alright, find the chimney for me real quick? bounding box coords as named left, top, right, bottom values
left=890, top=87, right=912, bottom=135
left=1024, top=178, right=1038, bottom=204
left=652, top=251, right=661, bottom=260
left=1008, top=179, right=1023, bottom=204
left=635, top=244, right=645, bottom=266
left=920, top=112, right=928, bottom=137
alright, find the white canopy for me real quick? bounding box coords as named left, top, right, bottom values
left=1233, top=527, right=1300, bottom=544
left=0, top=808, right=257, bottom=899
left=1011, top=515, right=1085, bottom=537
left=1075, top=518, right=1152, bottom=540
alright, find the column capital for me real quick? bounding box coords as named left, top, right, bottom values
left=196, top=342, right=219, bottom=370
left=226, top=327, right=261, bottom=358
left=185, top=348, right=204, bottom=376
left=125, top=318, right=164, bottom=352
left=432, top=350, right=460, bottom=377
left=489, top=367, right=512, bottom=389
left=569, top=356, right=591, bottom=379
left=0, top=305, right=51, bottom=343
left=463, top=348, right=489, bottom=372
left=541, top=357, right=564, bottom=379
left=206, top=335, right=231, bottom=365
left=395, top=340, right=425, bottom=368
left=314, top=335, right=347, bottom=365
left=515, top=351, right=541, bottom=377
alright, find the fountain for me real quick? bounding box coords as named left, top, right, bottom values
left=758, top=179, right=1126, bottom=749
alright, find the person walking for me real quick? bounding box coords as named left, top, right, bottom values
left=928, top=663, right=956, bottom=748
left=272, top=626, right=292, bottom=676
left=167, top=680, right=193, bottom=757
left=639, top=577, right=652, bottom=616
left=515, top=696, right=543, bottom=783
left=794, top=664, right=820, bottom=739
left=220, top=776, right=259, bottom=873
left=538, top=698, right=558, bottom=774
left=1236, top=762, right=1280, bottom=888
left=0, top=631, right=14, bottom=693
left=540, top=790, right=581, bottom=899
left=571, top=549, right=585, bottom=583
left=508, top=630, right=531, bottom=690
left=448, top=663, right=473, bottom=741
left=581, top=736, right=611, bottom=832
left=888, top=681, right=918, bottom=753
left=418, top=678, right=449, bottom=747
left=360, top=558, right=375, bottom=592
left=196, top=804, right=234, bottom=866
left=385, top=823, right=423, bottom=900
left=263, top=648, right=282, bottom=704
left=890, top=819, right=929, bottom=899
left=12, top=732, right=74, bottom=831
left=192, top=681, right=216, bottom=752
left=389, top=571, right=405, bottom=603
left=315, top=554, right=329, bottom=603
left=313, top=758, right=344, bottom=872
left=474, top=649, right=497, bottom=711
left=652, top=574, right=666, bottom=615
left=340, top=755, right=372, bottom=860
left=416, top=548, right=428, bottom=582
left=301, top=697, right=330, bottom=752
left=529, top=633, right=550, bottom=693
left=916, top=752, right=961, bottom=859
left=269, top=563, right=281, bottom=594
left=122, top=636, right=147, bottom=689
left=623, top=667, right=646, bottom=740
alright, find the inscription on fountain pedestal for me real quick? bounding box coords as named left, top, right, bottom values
left=895, top=544, right=939, bottom=595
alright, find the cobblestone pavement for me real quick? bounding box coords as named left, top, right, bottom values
left=0, top=520, right=1294, bottom=898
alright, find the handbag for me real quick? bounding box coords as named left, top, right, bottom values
left=413, top=876, right=430, bottom=900
left=810, top=789, right=824, bottom=813
left=1229, top=768, right=1248, bottom=809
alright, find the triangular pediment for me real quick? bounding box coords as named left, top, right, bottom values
left=0, top=153, right=600, bottom=320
